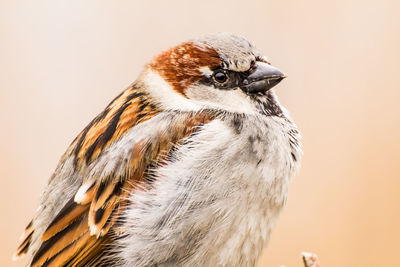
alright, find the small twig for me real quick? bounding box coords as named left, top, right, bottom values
left=301, top=252, right=321, bottom=267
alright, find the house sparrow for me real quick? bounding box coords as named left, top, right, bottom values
left=15, top=32, right=302, bottom=267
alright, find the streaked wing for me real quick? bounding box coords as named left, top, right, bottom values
left=15, top=83, right=214, bottom=266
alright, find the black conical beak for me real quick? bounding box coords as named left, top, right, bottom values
left=240, top=62, right=286, bottom=94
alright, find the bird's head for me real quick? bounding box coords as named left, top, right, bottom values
left=141, top=33, right=286, bottom=114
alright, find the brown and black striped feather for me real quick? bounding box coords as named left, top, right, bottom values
left=14, top=220, right=34, bottom=259
left=14, top=85, right=154, bottom=259
left=73, top=86, right=158, bottom=168
left=21, top=101, right=215, bottom=266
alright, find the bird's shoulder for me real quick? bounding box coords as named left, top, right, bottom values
left=15, top=84, right=217, bottom=266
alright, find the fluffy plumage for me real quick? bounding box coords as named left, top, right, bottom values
left=15, top=33, right=302, bottom=266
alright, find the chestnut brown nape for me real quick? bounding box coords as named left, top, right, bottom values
left=149, top=42, right=221, bottom=96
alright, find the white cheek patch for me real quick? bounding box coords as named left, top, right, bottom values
left=185, top=84, right=258, bottom=115
left=142, top=70, right=201, bottom=112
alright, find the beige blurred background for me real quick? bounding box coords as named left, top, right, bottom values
left=1, top=0, right=399, bottom=266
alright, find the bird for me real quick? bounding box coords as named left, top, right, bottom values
left=14, top=32, right=302, bottom=267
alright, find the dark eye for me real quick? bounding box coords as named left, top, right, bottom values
left=213, top=71, right=228, bottom=84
